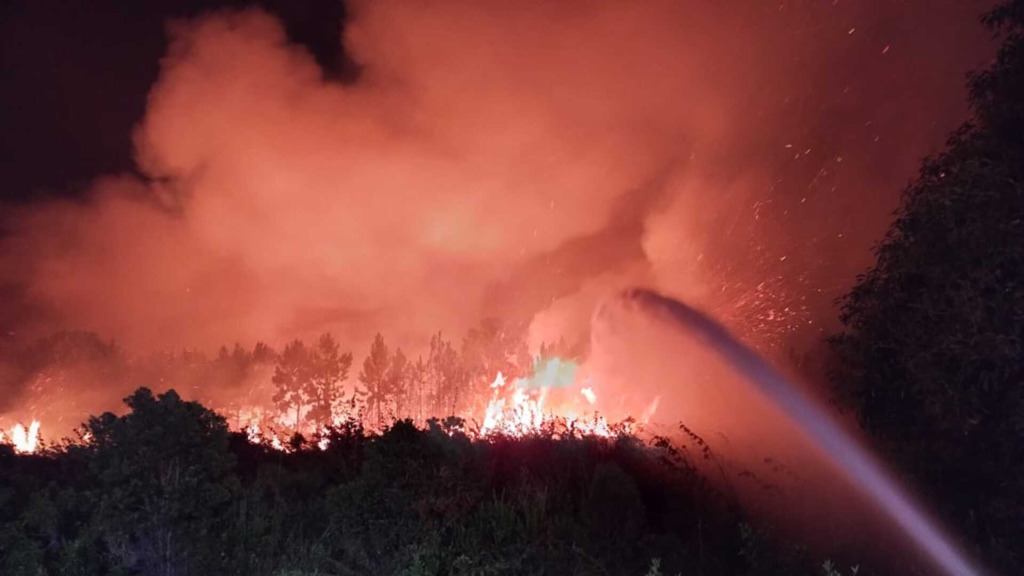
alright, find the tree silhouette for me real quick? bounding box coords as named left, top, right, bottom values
left=539, top=335, right=588, bottom=361
left=272, top=340, right=310, bottom=431
left=425, top=331, right=467, bottom=416
left=387, top=347, right=411, bottom=420
left=408, top=355, right=428, bottom=424
left=359, top=333, right=391, bottom=428
left=305, top=333, right=353, bottom=428
left=251, top=340, right=277, bottom=364
left=831, top=3, right=1024, bottom=571
left=79, top=388, right=236, bottom=576
left=461, top=319, right=532, bottom=413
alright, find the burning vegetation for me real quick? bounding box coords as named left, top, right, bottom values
left=0, top=323, right=661, bottom=456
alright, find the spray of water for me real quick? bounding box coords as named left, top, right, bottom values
left=603, top=288, right=981, bottom=576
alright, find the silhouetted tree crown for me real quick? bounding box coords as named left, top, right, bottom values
left=831, top=2, right=1024, bottom=571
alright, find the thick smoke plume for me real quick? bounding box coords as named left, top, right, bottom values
left=0, top=1, right=994, bottom=421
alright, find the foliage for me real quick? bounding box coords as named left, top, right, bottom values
left=0, top=388, right=862, bottom=576
left=830, top=2, right=1024, bottom=573
left=89, top=389, right=235, bottom=575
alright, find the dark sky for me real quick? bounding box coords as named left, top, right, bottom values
left=1, top=0, right=355, bottom=205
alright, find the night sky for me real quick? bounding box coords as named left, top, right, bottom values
left=1, top=0, right=355, bottom=205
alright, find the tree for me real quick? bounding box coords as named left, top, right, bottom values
left=830, top=3, right=1024, bottom=571
left=79, top=388, right=236, bottom=576
left=305, top=333, right=353, bottom=428
left=213, top=342, right=253, bottom=389
left=359, top=333, right=391, bottom=428
left=251, top=341, right=277, bottom=364
left=388, top=347, right=411, bottom=420
left=409, top=356, right=428, bottom=424
left=539, top=335, right=588, bottom=361
left=461, top=319, right=532, bottom=387
left=460, top=319, right=532, bottom=416
left=272, top=340, right=310, bottom=431
left=425, top=331, right=467, bottom=416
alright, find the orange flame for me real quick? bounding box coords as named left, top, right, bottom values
left=478, top=371, right=625, bottom=438
left=4, top=420, right=42, bottom=454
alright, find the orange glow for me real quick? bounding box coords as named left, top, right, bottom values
left=0, top=2, right=993, bottom=446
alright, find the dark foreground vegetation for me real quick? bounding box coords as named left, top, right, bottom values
left=2, top=2, right=1024, bottom=575
left=830, top=2, right=1024, bottom=573
left=2, top=388, right=845, bottom=576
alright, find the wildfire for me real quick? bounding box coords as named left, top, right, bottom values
left=4, top=357, right=653, bottom=455
left=245, top=423, right=288, bottom=451
left=2, top=420, right=42, bottom=454
left=478, top=371, right=625, bottom=438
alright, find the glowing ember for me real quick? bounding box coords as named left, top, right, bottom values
left=641, top=396, right=661, bottom=423
left=581, top=387, right=597, bottom=404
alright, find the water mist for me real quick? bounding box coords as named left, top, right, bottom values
left=595, top=288, right=982, bottom=576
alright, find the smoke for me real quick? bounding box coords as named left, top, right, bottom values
left=0, top=2, right=994, bottom=412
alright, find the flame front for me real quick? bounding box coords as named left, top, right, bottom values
left=4, top=356, right=651, bottom=454
left=478, top=371, right=623, bottom=438
left=4, top=420, right=42, bottom=454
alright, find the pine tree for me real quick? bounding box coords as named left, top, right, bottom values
left=358, top=333, right=391, bottom=428
left=272, top=340, right=310, bottom=431
left=305, top=333, right=353, bottom=428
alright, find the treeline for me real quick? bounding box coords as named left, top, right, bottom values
left=0, top=388, right=855, bottom=576
left=265, top=324, right=531, bottom=433
left=264, top=321, right=590, bottom=432
left=0, top=319, right=586, bottom=438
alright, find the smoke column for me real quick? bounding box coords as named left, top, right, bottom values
left=599, top=288, right=981, bottom=576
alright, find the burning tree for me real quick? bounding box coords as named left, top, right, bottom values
left=460, top=318, right=532, bottom=388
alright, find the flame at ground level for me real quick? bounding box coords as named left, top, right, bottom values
left=478, top=371, right=626, bottom=438
left=4, top=357, right=660, bottom=454
left=241, top=361, right=656, bottom=452
left=1, top=420, right=41, bottom=454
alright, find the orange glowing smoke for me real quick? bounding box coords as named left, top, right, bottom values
left=0, top=2, right=995, bottom=446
